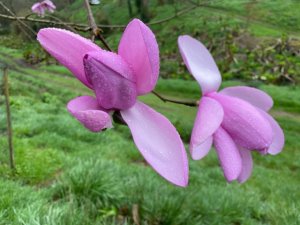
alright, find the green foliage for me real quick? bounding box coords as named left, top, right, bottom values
left=52, top=159, right=123, bottom=216
left=1, top=45, right=300, bottom=224
left=2, top=0, right=300, bottom=84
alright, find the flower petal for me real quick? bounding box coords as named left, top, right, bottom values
left=31, top=3, right=41, bottom=11
left=178, top=35, right=221, bottom=95
left=120, top=101, right=188, bottom=187
left=37, top=28, right=102, bottom=88
left=118, top=19, right=159, bottom=95
left=43, top=0, right=56, bottom=10
left=32, top=3, right=45, bottom=16
left=67, top=96, right=112, bottom=132
left=258, top=109, right=285, bottom=155
left=190, top=97, right=223, bottom=160
left=210, top=93, right=273, bottom=151
left=191, top=136, right=213, bottom=160
left=84, top=51, right=137, bottom=110
left=220, top=86, right=273, bottom=111
left=237, top=148, right=253, bottom=183
left=213, top=127, right=242, bottom=182
left=84, top=50, right=135, bottom=81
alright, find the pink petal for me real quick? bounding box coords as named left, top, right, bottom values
left=43, top=0, right=56, bottom=10
left=220, top=86, right=273, bottom=111
left=191, top=136, right=213, bottom=160
left=237, top=148, right=253, bottom=183
left=213, top=127, right=242, bottom=182
left=31, top=3, right=41, bottom=11
left=32, top=3, right=44, bottom=16
left=37, top=28, right=102, bottom=89
left=67, top=96, right=112, bottom=132
left=209, top=93, right=273, bottom=151
left=257, top=109, right=285, bottom=155
left=85, top=50, right=135, bottom=82
left=84, top=52, right=137, bottom=110
left=118, top=19, right=159, bottom=95
left=120, top=101, right=188, bottom=187
left=190, top=97, right=223, bottom=160
left=178, top=35, right=221, bottom=95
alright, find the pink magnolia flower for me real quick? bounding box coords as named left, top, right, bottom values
left=32, top=0, right=56, bottom=17
left=178, top=35, right=284, bottom=183
left=37, top=19, right=188, bottom=187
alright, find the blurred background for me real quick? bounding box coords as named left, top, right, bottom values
left=0, top=0, right=299, bottom=224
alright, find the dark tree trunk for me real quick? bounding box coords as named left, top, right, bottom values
left=127, top=0, right=133, bottom=18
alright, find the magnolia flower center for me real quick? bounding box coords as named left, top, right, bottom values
left=83, top=55, right=137, bottom=110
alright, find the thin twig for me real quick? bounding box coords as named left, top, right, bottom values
left=83, top=0, right=98, bottom=41
left=0, top=1, right=36, bottom=37
left=0, top=13, right=91, bottom=30
left=83, top=0, right=112, bottom=51
left=152, top=91, right=198, bottom=107
left=147, top=5, right=197, bottom=25
left=43, top=14, right=78, bottom=33
left=3, top=68, right=15, bottom=171
left=0, top=4, right=198, bottom=30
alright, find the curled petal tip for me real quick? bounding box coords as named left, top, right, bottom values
left=190, top=136, right=213, bottom=160
left=257, top=109, right=285, bottom=155
left=237, top=148, right=253, bottom=183
left=67, top=96, right=112, bottom=132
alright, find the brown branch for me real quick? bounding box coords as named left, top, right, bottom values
left=81, top=5, right=198, bottom=28
left=2, top=68, right=15, bottom=171
left=0, top=1, right=36, bottom=37
left=83, top=0, right=112, bottom=51
left=147, top=5, right=197, bottom=26
left=0, top=13, right=92, bottom=31
left=152, top=91, right=198, bottom=107
left=43, top=14, right=78, bottom=33
left=0, top=4, right=199, bottom=30
left=83, top=0, right=98, bottom=40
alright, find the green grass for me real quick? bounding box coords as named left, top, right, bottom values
left=0, top=42, right=300, bottom=225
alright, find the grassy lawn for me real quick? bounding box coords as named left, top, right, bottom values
left=0, top=44, right=299, bottom=225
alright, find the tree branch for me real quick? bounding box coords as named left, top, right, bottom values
left=0, top=1, right=36, bottom=37
left=152, top=91, right=198, bottom=107
left=0, top=13, right=92, bottom=31
left=41, top=14, right=78, bottom=33
left=83, top=0, right=112, bottom=51
left=0, top=4, right=199, bottom=30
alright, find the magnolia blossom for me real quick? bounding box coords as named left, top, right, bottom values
left=37, top=19, right=188, bottom=187
left=178, top=35, right=284, bottom=183
left=32, top=0, right=56, bottom=16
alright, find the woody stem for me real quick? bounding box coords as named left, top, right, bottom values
left=151, top=91, right=198, bottom=107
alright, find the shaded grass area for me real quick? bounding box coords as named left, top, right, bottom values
left=0, top=46, right=300, bottom=225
